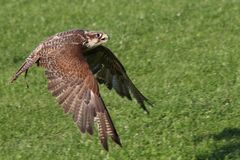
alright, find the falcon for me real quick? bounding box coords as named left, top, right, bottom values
left=11, top=29, right=151, bottom=150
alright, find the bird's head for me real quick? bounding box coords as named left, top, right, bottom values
left=83, top=31, right=109, bottom=48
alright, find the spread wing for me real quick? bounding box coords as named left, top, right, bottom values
left=84, top=45, right=152, bottom=113
left=11, top=44, right=121, bottom=150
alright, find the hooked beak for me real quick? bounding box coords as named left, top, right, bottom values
left=100, top=33, right=109, bottom=41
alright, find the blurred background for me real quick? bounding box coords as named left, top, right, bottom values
left=1, top=0, right=240, bottom=159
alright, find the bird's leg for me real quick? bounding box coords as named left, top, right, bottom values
left=24, top=69, right=29, bottom=88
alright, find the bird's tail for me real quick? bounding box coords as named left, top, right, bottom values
left=10, top=53, right=39, bottom=83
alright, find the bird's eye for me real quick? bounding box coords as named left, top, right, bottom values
left=96, top=33, right=101, bottom=38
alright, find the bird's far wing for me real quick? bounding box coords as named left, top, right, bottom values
left=83, top=46, right=152, bottom=113
left=38, top=45, right=121, bottom=150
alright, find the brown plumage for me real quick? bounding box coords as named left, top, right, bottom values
left=11, top=29, right=152, bottom=150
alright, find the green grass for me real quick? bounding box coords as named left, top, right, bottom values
left=1, top=0, right=240, bottom=159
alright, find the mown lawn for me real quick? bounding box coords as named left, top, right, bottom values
left=1, top=0, right=240, bottom=159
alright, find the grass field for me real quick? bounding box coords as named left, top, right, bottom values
left=1, top=0, right=240, bottom=159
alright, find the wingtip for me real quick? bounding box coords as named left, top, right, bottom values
left=86, top=127, right=94, bottom=135
left=101, top=140, right=109, bottom=151
left=111, top=135, right=122, bottom=147
left=139, top=98, right=155, bottom=114
left=119, top=142, right=123, bottom=147
left=146, top=99, right=154, bottom=108
left=116, top=140, right=122, bottom=147
left=139, top=102, right=150, bottom=114
left=145, top=109, right=150, bottom=114
left=102, top=137, right=122, bottom=151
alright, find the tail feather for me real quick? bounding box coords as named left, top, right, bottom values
left=11, top=54, right=39, bottom=83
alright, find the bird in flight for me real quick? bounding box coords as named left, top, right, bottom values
left=11, top=29, right=151, bottom=150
